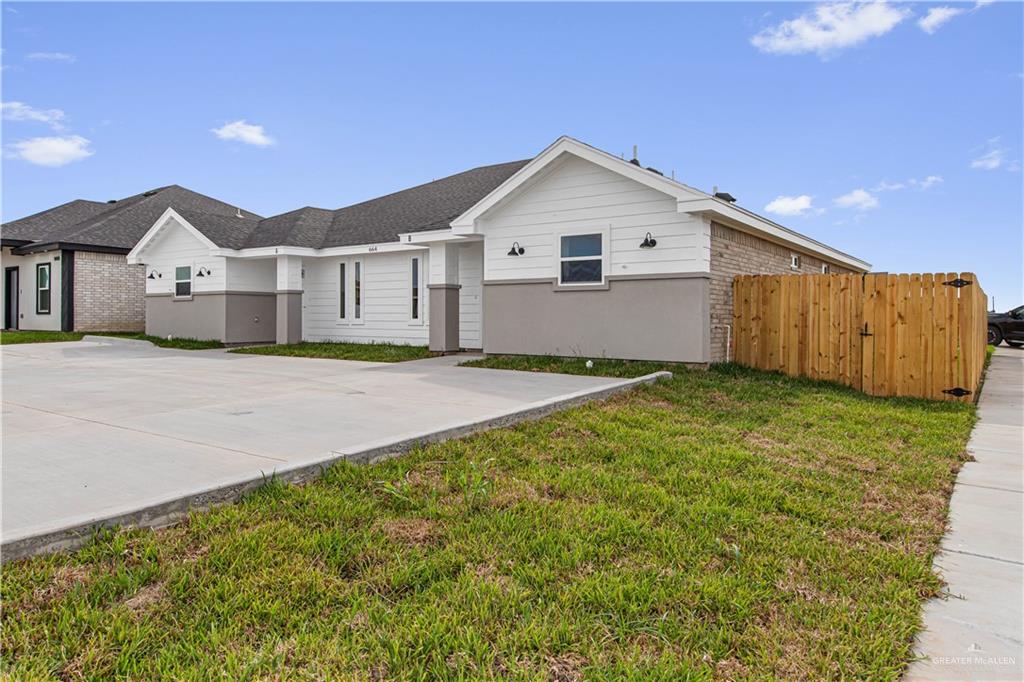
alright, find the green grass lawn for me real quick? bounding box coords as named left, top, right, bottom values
left=231, top=341, right=433, bottom=363
left=0, top=330, right=85, bottom=344
left=461, top=354, right=686, bottom=378
left=90, top=332, right=224, bottom=350
left=1, top=364, right=975, bottom=679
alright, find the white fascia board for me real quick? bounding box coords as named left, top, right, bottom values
left=396, top=228, right=477, bottom=245
left=450, top=135, right=705, bottom=234
left=213, top=241, right=427, bottom=259
left=126, top=207, right=218, bottom=264
left=679, top=198, right=871, bottom=272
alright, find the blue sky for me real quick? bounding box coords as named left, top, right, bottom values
left=3, top=2, right=1022, bottom=308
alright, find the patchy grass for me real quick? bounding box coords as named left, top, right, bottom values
left=92, top=333, right=224, bottom=350
left=1, top=365, right=975, bottom=679
left=462, top=354, right=685, bottom=378
left=231, top=341, right=432, bottom=363
left=0, top=330, right=84, bottom=344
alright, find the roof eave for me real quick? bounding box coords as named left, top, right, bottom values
left=10, top=241, right=131, bottom=256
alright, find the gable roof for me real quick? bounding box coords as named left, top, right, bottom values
left=2, top=186, right=261, bottom=253
left=236, top=160, right=530, bottom=249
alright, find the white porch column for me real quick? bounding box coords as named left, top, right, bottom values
left=275, top=255, right=303, bottom=345
left=427, top=243, right=460, bottom=353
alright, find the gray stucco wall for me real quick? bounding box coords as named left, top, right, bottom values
left=146, top=292, right=276, bottom=343
left=428, top=285, right=460, bottom=352
left=482, top=275, right=710, bottom=363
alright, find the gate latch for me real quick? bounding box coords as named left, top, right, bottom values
left=942, top=387, right=973, bottom=398
left=942, top=278, right=972, bottom=288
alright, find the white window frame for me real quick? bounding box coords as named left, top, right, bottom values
left=790, top=254, right=801, bottom=271
left=174, top=265, right=193, bottom=299
left=409, top=255, right=423, bottom=324
left=336, top=258, right=364, bottom=326
left=36, top=262, right=51, bottom=315
left=556, top=228, right=609, bottom=287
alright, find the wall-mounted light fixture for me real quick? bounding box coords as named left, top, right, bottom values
left=147, top=269, right=163, bottom=279
left=639, top=232, right=657, bottom=249
left=196, top=266, right=212, bottom=278
left=507, top=241, right=525, bottom=257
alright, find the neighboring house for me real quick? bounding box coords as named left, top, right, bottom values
left=128, top=136, right=870, bottom=362
left=1, top=187, right=260, bottom=333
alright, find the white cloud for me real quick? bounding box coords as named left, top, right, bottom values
left=7, top=135, right=93, bottom=166
left=211, top=119, right=275, bottom=147
left=750, top=1, right=909, bottom=57
left=1, top=101, right=66, bottom=130
left=835, top=188, right=879, bottom=210
left=873, top=180, right=906, bottom=192
left=913, top=175, right=943, bottom=190
left=970, top=148, right=1004, bottom=170
left=764, top=194, right=815, bottom=216
left=918, top=7, right=964, bottom=34
left=26, top=51, right=76, bottom=63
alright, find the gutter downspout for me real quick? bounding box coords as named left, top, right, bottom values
left=712, top=324, right=732, bottom=363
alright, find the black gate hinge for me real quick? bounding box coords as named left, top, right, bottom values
left=942, top=278, right=972, bottom=288
left=942, top=387, right=973, bottom=397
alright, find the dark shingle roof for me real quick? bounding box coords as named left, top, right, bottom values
left=2, top=186, right=261, bottom=251
left=241, top=159, right=530, bottom=249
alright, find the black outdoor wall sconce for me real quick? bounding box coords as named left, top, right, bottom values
left=147, top=269, right=162, bottom=279
left=196, top=266, right=212, bottom=277
left=639, top=232, right=657, bottom=249
left=507, top=241, right=525, bottom=256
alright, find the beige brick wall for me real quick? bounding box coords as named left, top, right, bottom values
left=73, top=251, right=146, bottom=332
left=709, top=222, right=855, bottom=362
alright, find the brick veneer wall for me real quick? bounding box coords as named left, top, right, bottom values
left=709, top=222, right=856, bottom=363
left=73, top=251, right=146, bottom=332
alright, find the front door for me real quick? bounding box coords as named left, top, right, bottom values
left=4, top=267, right=19, bottom=330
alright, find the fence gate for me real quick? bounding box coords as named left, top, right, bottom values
left=731, top=272, right=987, bottom=401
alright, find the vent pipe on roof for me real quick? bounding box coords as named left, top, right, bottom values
left=235, top=208, right=243, bottom=218
left=629, top=144, right=641, bottom=166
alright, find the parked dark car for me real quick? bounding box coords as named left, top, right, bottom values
left=988, top=305, right=1024, bottom=347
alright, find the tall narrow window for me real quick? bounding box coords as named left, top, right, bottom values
left=36, top=263, right=51, bottom=314
left=411, top=257, right=420, bottom=320
left=175, top=266, right=192, bottom=297
left=353, top=261, right=362, bottom=319
left=339, top=262, right=347, bottom=319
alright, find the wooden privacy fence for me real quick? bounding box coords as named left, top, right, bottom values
left=731, top=273, right=987, bottom=401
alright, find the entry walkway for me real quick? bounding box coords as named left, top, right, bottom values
left=907, top=347, right=1023, bottom=680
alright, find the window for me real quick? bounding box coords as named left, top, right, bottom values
left=559, top=233, right=603, bottom=284
left=339, top=262, right=346, bottom=319
left=175, top=266, right=192, bottom=298
left=790, top=254, right=801, bottom=270
left=821, top=263, right=830, bottom=274
left=410, top=256, right=421, bottom=321
left=353, top=260, right=362, bottom=320
left=36, top=263, right=51, bottom=314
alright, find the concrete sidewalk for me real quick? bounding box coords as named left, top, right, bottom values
left=907, top=347, right=1023, bottom=681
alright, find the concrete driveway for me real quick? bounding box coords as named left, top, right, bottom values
left=2, top=338, right=635, bottom=548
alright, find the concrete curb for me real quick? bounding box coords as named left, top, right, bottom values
left=1, top=370, right=671, bottom=563
left=82, top=335, right=154, bottom=346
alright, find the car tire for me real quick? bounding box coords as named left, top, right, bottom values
left=988, top=325, right=1003, bottom=346
left=1008, top=341, right=1024, bottom=348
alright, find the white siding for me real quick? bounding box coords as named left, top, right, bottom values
left=479, top=155, right=710, bottom=282
left=226, top=257, right=275, bottom=292
left=458, top=242, right=483, bottom=349
left=302, top=250, right=429, bottom=346
left=1, top=248, right=61, bottom=331
left=141, top=218, right=226, bottom=295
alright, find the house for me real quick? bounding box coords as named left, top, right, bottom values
left=1, top=187, right=260, bottom=333
left=128, top=136, right=870, bottom=362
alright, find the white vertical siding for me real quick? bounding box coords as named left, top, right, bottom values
left=0, top=248, right=62, bottom=331
left=458, top=242, right=483, bottom=349
left=480, top=155, right=710, bottom=282
left=141, top=218, right=226, bottom=295
left=302, top=250, right=430, bottom=346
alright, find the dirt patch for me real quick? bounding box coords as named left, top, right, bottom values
left=375, top=518, right=436, bottom=546
left=469, top=562, right=513, bottom=591
left=548, top=653, right=587, bottom=682
left=31, top=565, right=91, bottom=606
left=122, top=581, right=166, bottom=614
